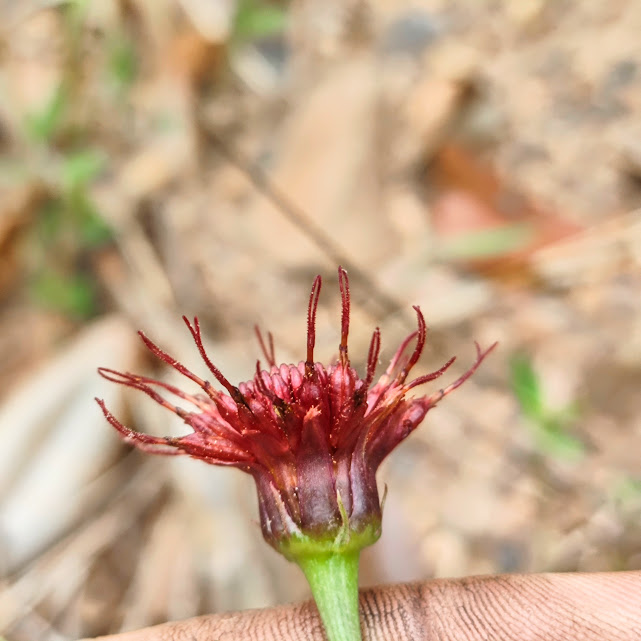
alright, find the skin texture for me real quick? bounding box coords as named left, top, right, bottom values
left=83, top=571, right=641, bottom=641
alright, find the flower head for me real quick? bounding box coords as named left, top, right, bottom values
left=97, top=268, right=495, bottom=558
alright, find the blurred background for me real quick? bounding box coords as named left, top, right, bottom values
left=1, top=0, right=640, bottom=639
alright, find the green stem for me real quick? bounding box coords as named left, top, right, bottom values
left=296, top=551, right=362, bottom=641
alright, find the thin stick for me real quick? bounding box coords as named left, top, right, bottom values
left=202, top=128, right=410, bottom=325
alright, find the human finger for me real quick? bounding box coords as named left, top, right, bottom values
left=82, top=570, right=641, bottom=641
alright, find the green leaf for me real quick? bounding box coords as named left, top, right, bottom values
left=77, top=209, right=113, bottom=246
left=108, top=36, right=138, bottom=90
left=30, top=270, right=96, bottom=319
left=612, top=476, right=641, bottom=507
left=510, top=354, right=584, bottom=460
left=24, top=84, right=68, bottom=143
left=438, top=223, right=534, bottom=260
left=35, top=199, right=65, bottom=242
left=234, top=0, right=287, bottom=41
left=537, top=419, right=585, bottom=460
left=58, top=150, right=112, bottom=246
left=509, top=353, right=544, bottom=419
left=552, top=401, right=581, bottom=426
left=64, top=0, right=92, bottom=34
left=62, top=149, right=105, bottom=191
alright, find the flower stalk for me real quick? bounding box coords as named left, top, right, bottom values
left=298, top=551, right=361, bottom=641
left=96, top=267, right=495, bottom=641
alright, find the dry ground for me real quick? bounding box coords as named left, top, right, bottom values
left=0, top=1, right=640, bottom=639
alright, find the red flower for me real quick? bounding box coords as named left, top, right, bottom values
left=97, top=268, right=495, bottom=555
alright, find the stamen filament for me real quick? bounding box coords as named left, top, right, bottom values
left=398, top=306, right=427, bottom=382
left=338, top=266, right=350, bottom=367
left=364, top=328, right=381, bottom=388
left=182, top=316, right=241, bottom=399
left=306, top=275, right=322, bottom=371
left=255, top=325, right=276, bottom=368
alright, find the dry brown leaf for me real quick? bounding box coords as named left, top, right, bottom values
left=430, top=143, right=583, bottom=282
left=0, top=316, right=139, bottom=571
